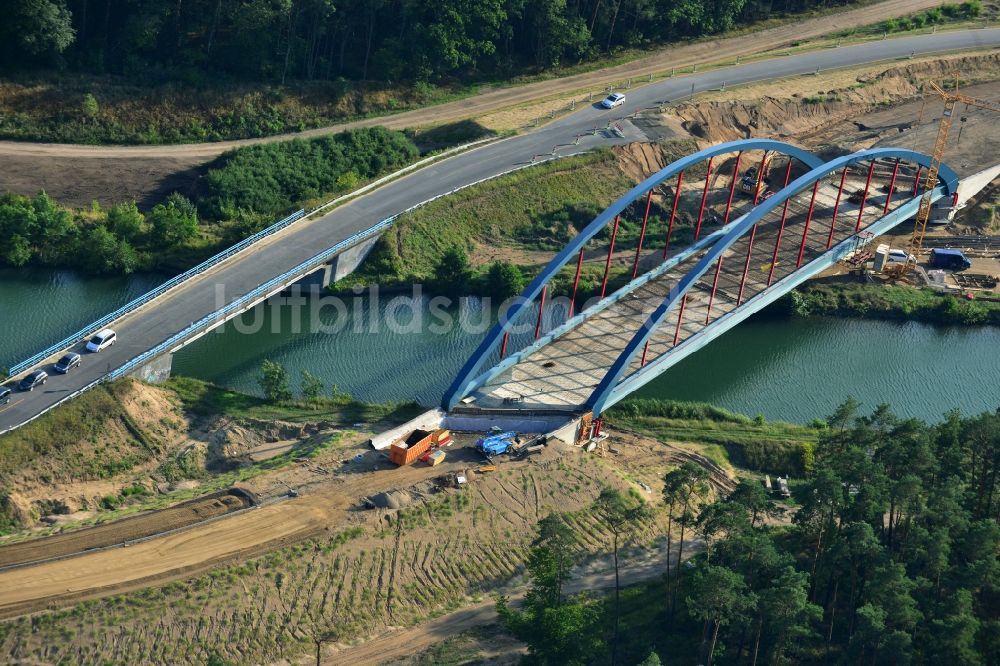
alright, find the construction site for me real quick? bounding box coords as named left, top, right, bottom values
left=449, top=54, right=1000, bottom=416
left=0, top=373, right=738, bottom=664
left=2, top=44, right=1000, bottom=666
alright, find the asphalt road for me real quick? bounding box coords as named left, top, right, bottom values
left=2, top=28, right=999, bottom=433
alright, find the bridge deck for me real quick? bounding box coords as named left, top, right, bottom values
left=469, top=168, right=912, bottom=411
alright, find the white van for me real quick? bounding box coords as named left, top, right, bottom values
left=86, top=329, right=117, bottom=352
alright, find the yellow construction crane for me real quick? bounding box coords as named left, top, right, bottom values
left=906, top=78, right=1000, bottom=266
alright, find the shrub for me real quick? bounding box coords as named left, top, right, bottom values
left=484, top=261, right=525, bottom=299
left=148, top=193, right=198, bottom=246
left=100, top=494, right=122, bottom=510
left=433, top=246, right=473, bottom=296
left=81, top=93, right=99, bottom=121
left=259, top=360, right=292, bottom=402
left=301, top=370, right=324, bottom=401
left=727, top=439, right=809, bottom=476
left=201, top=127, right=419, bottom=219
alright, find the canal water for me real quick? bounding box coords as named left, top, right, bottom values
left=4, top=270, right=999, bottom=423
left=0, top=268, right=165, bottom=367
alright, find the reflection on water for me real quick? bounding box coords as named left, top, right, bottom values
left=4, top=268, right=999, bottom=423
left=0, top=268, right=164, bottom=369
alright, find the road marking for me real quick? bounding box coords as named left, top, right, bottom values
left=0, top=398, right=24, bottom=414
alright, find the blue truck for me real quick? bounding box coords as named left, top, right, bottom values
left=930, top=248, right=972, bottom=271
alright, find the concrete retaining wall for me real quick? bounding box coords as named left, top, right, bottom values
left=957, top=162, right=1000, bottom=208
left=128, top=353, right=172, bottom=384
left=332, top=236, right=381, bottom=283
left=442, top=412, right=573, bottom=435
left=547, top=417, right=584, bottom=444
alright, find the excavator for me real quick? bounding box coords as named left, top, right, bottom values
left=739, top=151, right=775, bottom=199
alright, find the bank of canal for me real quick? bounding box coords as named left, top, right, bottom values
left=4, top=270, right=998, bottom=423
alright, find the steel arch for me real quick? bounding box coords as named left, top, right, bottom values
left=586, top=147, right=959, bottom=415
left=441, top=139, right=825, bottom=411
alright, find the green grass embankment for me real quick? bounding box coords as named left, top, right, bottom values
left=785, top=282, right=1000, bottom=325
left=606, top=398, right=819, bottom=476
left=342, top=141, right=707, bottom=297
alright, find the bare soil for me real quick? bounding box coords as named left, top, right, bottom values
left=667, top=53, right=1000, bottom=173
left=0, top=153, right=204, bottom=208
left=0, top=381, right=194, bottom=529
left=0, top=489, right=251, bottom=569
left=0, top=425, right=731, bottom=665
left=0, top=0, right=950, bottom=206
left=620, top=52, right=1000, bottom=238
left=0, top=379, right=364, bottom=538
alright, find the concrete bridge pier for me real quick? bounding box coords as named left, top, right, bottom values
left=128, top=353, right=173, bottom=384
left=294, top=235, right=382, bottom=289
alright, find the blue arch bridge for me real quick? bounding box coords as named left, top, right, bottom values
left=434, top=138, right=969, bottom=439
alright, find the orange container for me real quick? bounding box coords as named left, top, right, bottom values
left=389, top=429, right=435, bottom=466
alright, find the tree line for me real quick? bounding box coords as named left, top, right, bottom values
left=0, top=191, right=198, bottom=274
left=0, top=127, right=419, bottom=275
left=5, top=0, right=886, bottom=85
left=499, top=398, right=1000, bottom=664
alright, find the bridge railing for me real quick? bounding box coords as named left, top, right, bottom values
left=442, top=139, right=827, bottom=411
left=8, top=209, right=306, bottom=377
left=108, top=214, right=398, bottom=380
left=0, top=212, right=395, bottom=437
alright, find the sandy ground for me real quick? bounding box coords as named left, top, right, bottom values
left=0, top=489, right=250, bottom=568
left=0, top=435, right=494, bottom=618
left=0, top=425, right=726, bottom=630
left=0, top=490, right=333, bottom=619
left=324, top=540, right=687, bottom=666
left=0, top=0, right=948, bottom=206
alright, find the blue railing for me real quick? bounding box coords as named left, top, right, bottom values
left=9, top=209, right=306, bottom=376
left=109, top=214, right=396, bottom=380
left=102, top=156, right=559, bottom=381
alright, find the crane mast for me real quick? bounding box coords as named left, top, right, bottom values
left=906, top=79, right=1000, bottom=270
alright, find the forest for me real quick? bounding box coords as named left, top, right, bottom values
left=500, top=399, right=1000, bottom=665
left=0, top=0, right=938, bottom=86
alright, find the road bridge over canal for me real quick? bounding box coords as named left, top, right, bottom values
left=444, top=139, right=972, bottom=420
left=3, top=28, right=1000, bottom=435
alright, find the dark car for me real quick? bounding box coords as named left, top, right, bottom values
left=18, top=370, right=48, bottom=392
left=0, top=387, right=10, bottom=405
left=930, top=248, right=972, bottom=271
left=54, top=353, right=82, bottom=374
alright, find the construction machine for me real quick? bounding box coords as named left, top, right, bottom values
left=902, top=77, right=1000, bottom=274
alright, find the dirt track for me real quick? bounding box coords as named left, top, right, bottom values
left=0, top=0, right=945, bottom=162
left=0, top=489, right=251, bottom=569
left=0, top=445, right=484, bottom=619
left=0, top=490, right=332, bottom=619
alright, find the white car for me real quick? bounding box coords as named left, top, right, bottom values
left=887, top=249, right=916, bottom=264
left=600, top=93, right=626, bottom=109
left=86, top=329, right=117, bottom=352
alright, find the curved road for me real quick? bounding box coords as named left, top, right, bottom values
left=2, top=28, right=1000, bottom=433
left=0, top=0, right=954, bottom=160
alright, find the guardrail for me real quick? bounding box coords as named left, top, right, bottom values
left=0, top=375, right=106, bottom=437
left=107, top=154, right=573, bottom=380
left=108, top=215, right=398, bottom=381
left=5, top=136, right=505, bottom=380
left=0, top=213, right=394, bottom=437
left=0, top=152, right=573, bottom=437
left=8, top=209, right=306, bottom=377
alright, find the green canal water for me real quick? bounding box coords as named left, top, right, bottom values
left=4, top=269, right=999, bottom=423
